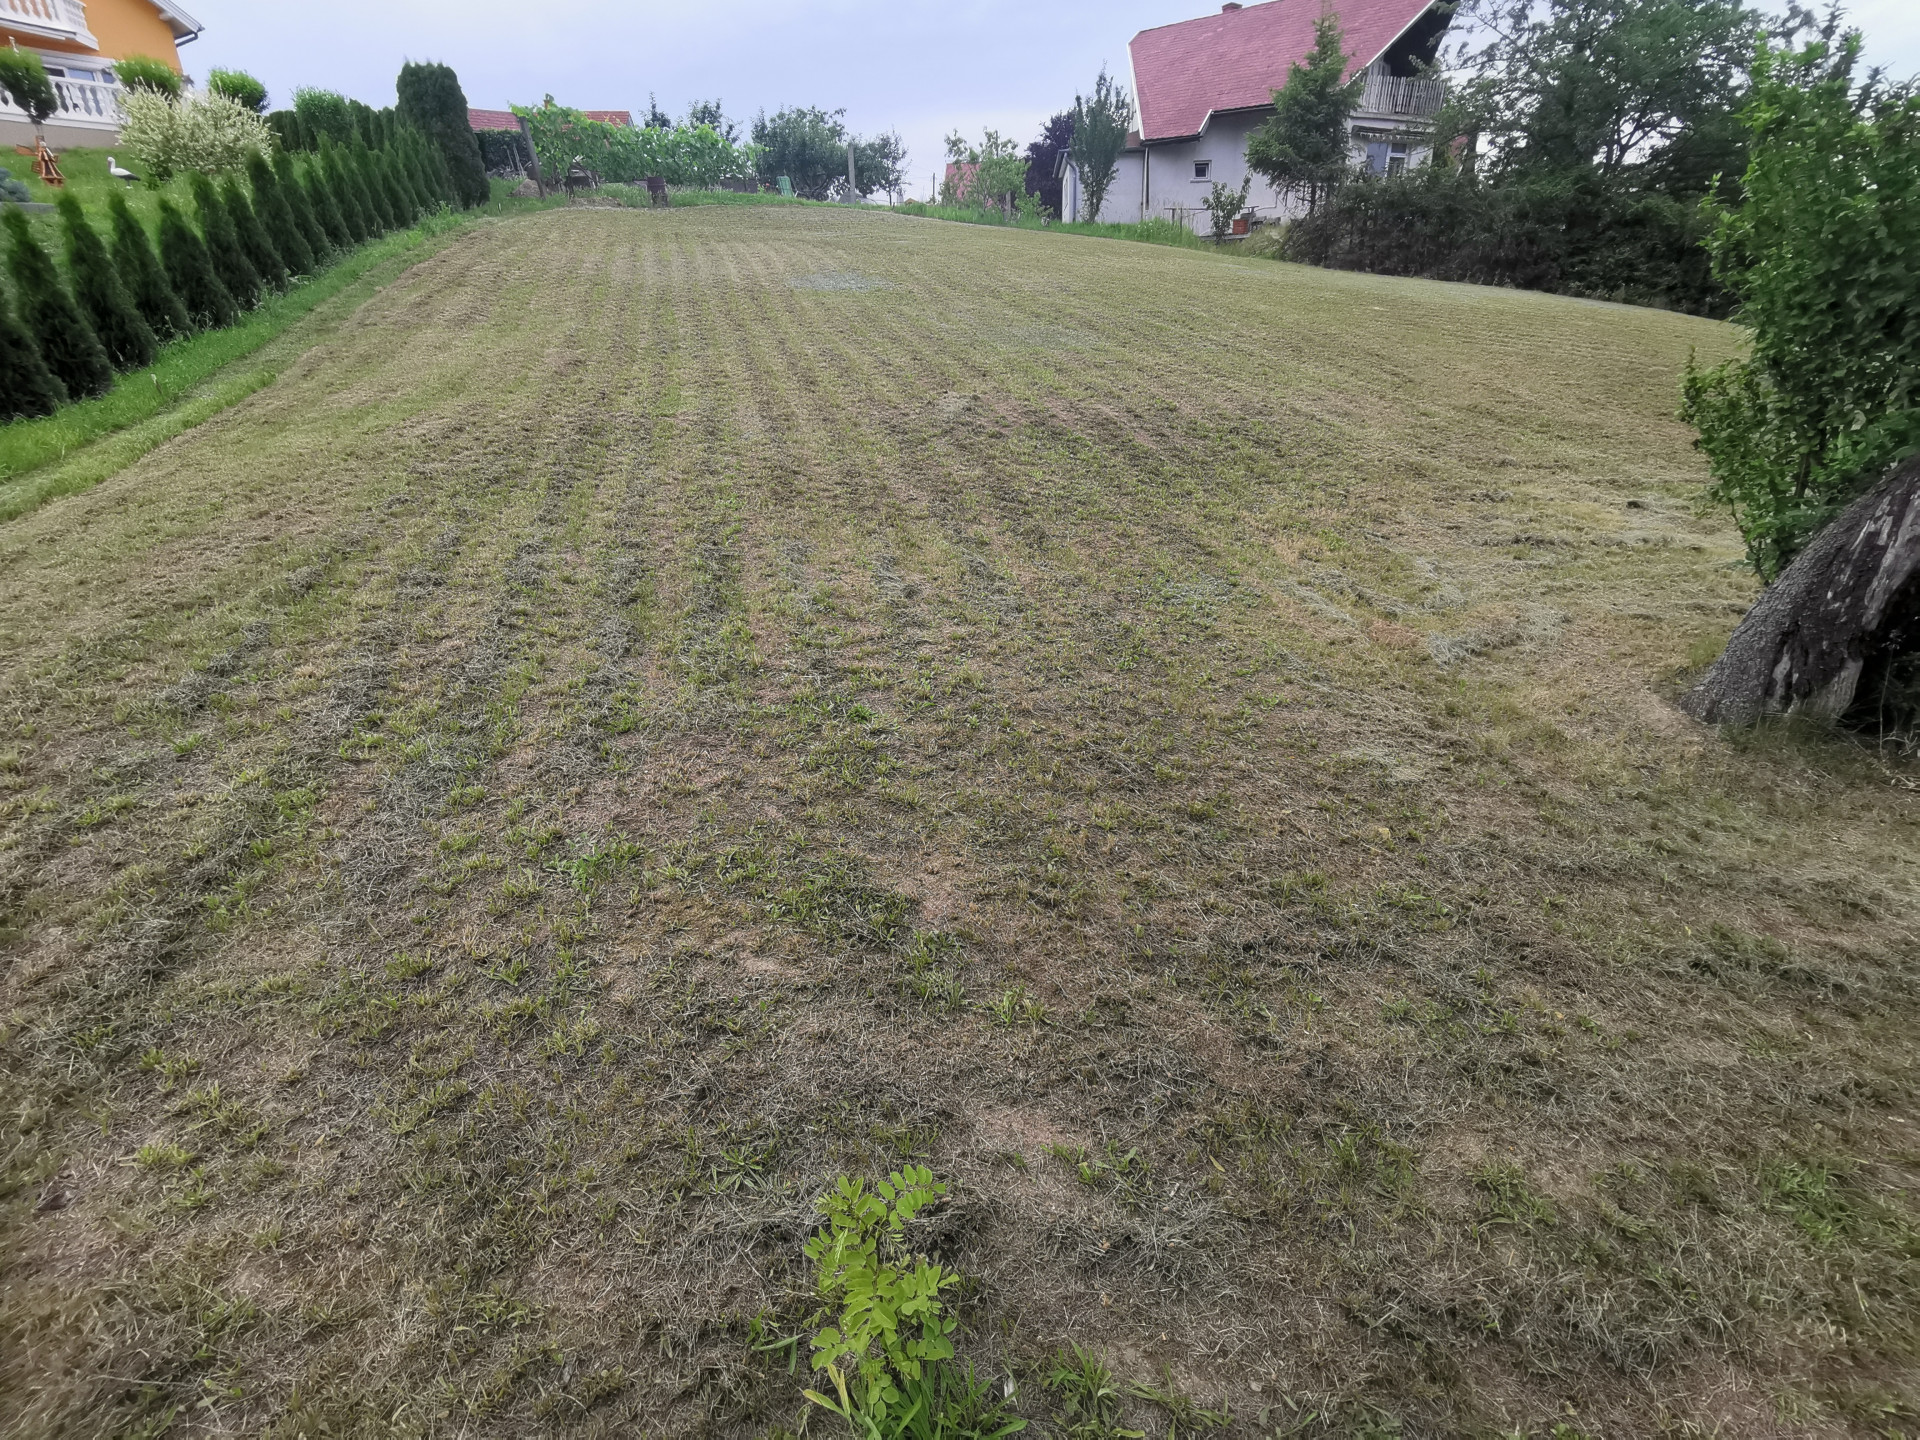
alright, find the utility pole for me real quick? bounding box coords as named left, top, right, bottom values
left=845, top=141, right=858, bottom=203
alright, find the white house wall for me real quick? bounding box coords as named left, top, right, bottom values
left=1078, top=102, right=1436, bottom=233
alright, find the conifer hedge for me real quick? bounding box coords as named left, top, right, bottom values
left=0, top=65, right=487, bottom=427
left=397, top=61, right=488, bottom=208
left=107, top=189, right=193, bottom=341
left=222, top=176, right=288, bottom=291
left=157, top=198, right=239, bottom=331
left=4, top=207, right=112, bottom=400
left=57, top=194, right=156, bottom=371
left=190, top=172, right=262, bottom=308
left=0, top=288, right=66, bottom=420
left=248, top=151, right=314, bottom=276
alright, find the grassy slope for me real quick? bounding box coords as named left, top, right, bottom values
left=0, top=206, right=1914, bottom=1437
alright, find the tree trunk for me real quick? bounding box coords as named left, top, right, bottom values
left=1680, top=455, right=1920, bottom=729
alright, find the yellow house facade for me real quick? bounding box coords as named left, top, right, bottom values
left=0, top=0, right=203, bottom=148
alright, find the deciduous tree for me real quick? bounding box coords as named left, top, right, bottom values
left=1068, top=68, right=1134, bottom=222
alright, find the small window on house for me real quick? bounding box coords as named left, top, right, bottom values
left=1387, top=142, right=1409, bottom=175
left=1193, top=160, right=1210, bottom=180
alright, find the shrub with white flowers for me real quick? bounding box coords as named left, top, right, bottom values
left=120, top=89, right=273, bottom=182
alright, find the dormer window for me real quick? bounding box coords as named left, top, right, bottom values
left=1193, top=160, right=1211, bottom=180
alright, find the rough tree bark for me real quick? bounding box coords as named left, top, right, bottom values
left=1681, top=455, right=1920, bottom=728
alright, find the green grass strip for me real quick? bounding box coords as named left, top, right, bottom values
left=0, top=201, right=547, bottom=521
left=894, top=201, right=1218, bottom=252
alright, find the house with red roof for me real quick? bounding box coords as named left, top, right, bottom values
left=1064, top=0, right=1451, bottom=230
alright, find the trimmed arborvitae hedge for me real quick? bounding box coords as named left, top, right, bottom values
left=57, top=193, right=156, bottom=371
left=222, top=176, right=288, bottom=292
left=375, top=148, right=414, bottom=228
left=0, top=287, right=66, bottom=420
left=157, top=198, right=238, bottom=331
left=290, top=152, right=348, bottom=253
left=396, top=61, right=488, bottom=208
left=4, top=207, right=112, bottom=401
left=190, top=171, right=262, bottom=309
left=351, top=141, right=395, bottom=232
left=321, top=141, right=370, bottom=244
left=271, top=151, right=328, bottom=260
left=107, top=189, right=193, bottom=341
left=248, top=152, right=314, bottom=277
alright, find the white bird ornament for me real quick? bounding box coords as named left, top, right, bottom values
left=107, top=155, right=138, bottom=185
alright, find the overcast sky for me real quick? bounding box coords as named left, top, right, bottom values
left=176, top=0, right=1920, bottom=199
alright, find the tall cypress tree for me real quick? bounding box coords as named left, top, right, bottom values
left=277, top=150, right=336, bottom=256
left=248, top=152, right=314, bottom=276
left=3, top=207, right=111, bottom=401
left=321, top=140, right=370, bottom=243
left=350, top=140, right=395, bottom=232
left=221, top=176, right=287, bottom=291
left=56, top=194, right=155, bottom=371
left=0, top=286, right=66, bottom=420
left=396, top=61, right=488, bottom=208
left=107, top=190, right=192, bottom=341
left=190, top=171, right=261, bottom=308
left=157, top=198, right=238, bottom=331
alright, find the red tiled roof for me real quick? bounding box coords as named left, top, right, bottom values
left=468, top=107, right=636, bottom=132
left=1130, top=0, right=1434, bottom=141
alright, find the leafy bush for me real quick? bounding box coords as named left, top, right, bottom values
left=1282, top=166, right=1721, bottom=313
left=515, top=101, right=758, bottom=188
left=0, top=166, right=27, bottom=204
left=1203, top=176, right=1253, bottom=242
left=396, top=61, right=488, bottom=208
left=0, top=49, right=57, bottom=129
left=801, top=1167, right=1022, bottom=1437
left=292, top=88, right=355, bottom=145
left=1681, top=31, right=1920, bottom=578
left=113, top=55, right=182, bottom=99
left=206, top=69, right=268, bottom=114
left=120, top=89, right=274, bottom=182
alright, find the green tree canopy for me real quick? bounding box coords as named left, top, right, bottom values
left=1681, top=25, right=1920, bottom=578
left=1068, top=67, right=1134, bottom=222
left=1446, top=0, right=1766, bottom=186
left=751, top=106, right=852, bottom=199
left=1246, top=13, right=1363, bottom=212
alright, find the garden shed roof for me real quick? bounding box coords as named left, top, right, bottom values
left=1130, top=0, right=1436, bottom=141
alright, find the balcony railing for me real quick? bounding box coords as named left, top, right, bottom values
left=0, top=0, right=95, bottom=45
left=1358, top=69, right=1445, bottom=120
left=0, top=75, right=123, bottom=129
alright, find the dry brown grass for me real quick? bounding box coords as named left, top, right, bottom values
left=0, top=205, right=1915, bottom=1439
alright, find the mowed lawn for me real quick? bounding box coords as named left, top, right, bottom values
left=1, top=205, right=1915, bottom=1437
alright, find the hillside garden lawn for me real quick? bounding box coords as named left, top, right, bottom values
left=0, top=203, right=1915, bottom=1438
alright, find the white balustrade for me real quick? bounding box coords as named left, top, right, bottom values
left=1358, top=70, right=1445, bottom=120
left=0, top=0, right=93, bottom=42
left=0, top=75, right=124, bottom=128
